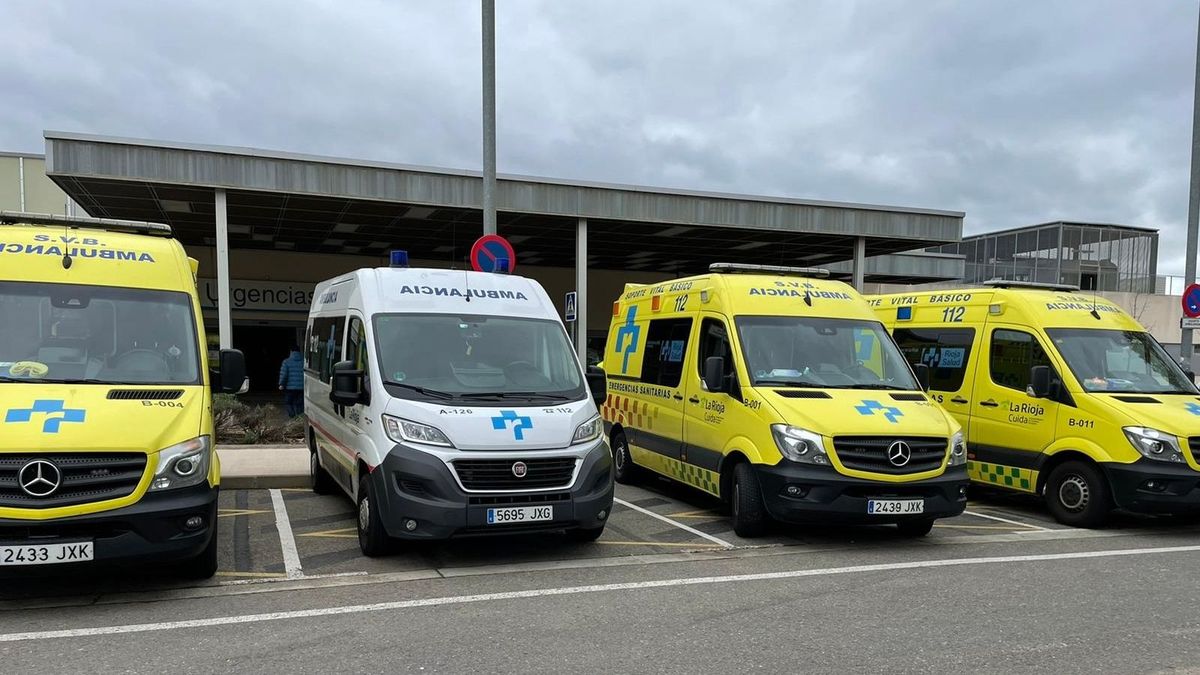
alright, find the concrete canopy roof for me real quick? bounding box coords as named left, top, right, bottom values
left=44, top=131, right=964, bottom=274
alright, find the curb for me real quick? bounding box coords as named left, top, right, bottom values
left=222, top=475, right=311, bottom=490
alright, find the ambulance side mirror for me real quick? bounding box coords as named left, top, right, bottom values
left=1028, top=365, right=1052, bottom=399
left=217, top=349, right=246, bottom=395
left=586, top=366, right=607, bottom=405
left=330, top=360, right=366, bottom=406
left=912, top=363, right=931, bottom=392
left=704, top=357, right=726, bottom=394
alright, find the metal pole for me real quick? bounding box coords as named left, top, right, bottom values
left=481, top=0, right=497, bottom=236
left=215, top=189, right=233, bottom=350
left=576, top=218, right=588, bottom=364
left=17, top=156, right=25, bottom=212
left=1183, top=3, right=1200, bottom=358
left=852, top=236, right=866, bottom=292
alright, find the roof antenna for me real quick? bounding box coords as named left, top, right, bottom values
left=1090, top=281, right=1100, bottom=320
left=803, top=288, right=813, bottom=306
left=61, top=222, right=72, bottom=270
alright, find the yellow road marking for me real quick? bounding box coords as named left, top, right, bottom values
left=280, top=488, right=311, bottom=493
left=665, top=510, right=722, bottom=519
left=934, top=524, right=1028, bottom=531
left=215, top=571, right=286, bottom=578
left=298, top=527, right=358, bottom=539
left=596, top=540, right=725, bottom=548
left=218, top=509, right=273, bottom=518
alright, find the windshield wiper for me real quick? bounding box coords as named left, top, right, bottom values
left=838, top=383, right=912, bottom=391
left=756, top=380, right=825, bottom=388
left=459, top=391, right=573, bottom=401
left=385, top=382, right=457, bottom=400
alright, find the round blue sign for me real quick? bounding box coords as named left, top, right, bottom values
left=470, top=234, right=516, bottom=273
left=1185, top=284, right=1200, bottom=319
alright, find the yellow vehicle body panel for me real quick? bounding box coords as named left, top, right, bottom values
left=0, top=222, right=217, bottom=523
left=601, top=271, right=962, bottom=504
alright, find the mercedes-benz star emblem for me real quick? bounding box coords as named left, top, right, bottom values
left=887, top=441, right=912, bottom=467
left=511, top=461, right=528, bottom=478
left=18, top=459, right=63, bottom=497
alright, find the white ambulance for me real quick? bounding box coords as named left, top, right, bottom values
left=304, top=259, right=613, bottom=555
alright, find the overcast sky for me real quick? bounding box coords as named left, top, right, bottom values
left=3, top=1, right=1198, bottom=273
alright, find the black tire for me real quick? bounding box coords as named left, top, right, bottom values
left=567, top=526, right=605, bottom=542
left=357, top=473, right=394, bottom=557
left=1044, top=460, right=1111, bottom=528
left=731, top=462, right=769, bottom=537
left=612, top=431, right=641, bottom=485
left=177, top=521, right=219, bottom=580
left=311, top=449, right=336, bottom=496
left=896, top=518, right=935, bottom=537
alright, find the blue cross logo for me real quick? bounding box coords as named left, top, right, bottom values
left=5, top=400, right=87, bottom=433
left=491, top=410, right=533, bottom=441
left=614, top=305, right=641, bottom=374
left=855, top=399, right=903, bottom=424
left=1186, top=403, right=1200, bottom=416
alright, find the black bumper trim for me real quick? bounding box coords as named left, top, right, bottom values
left=373, top=442, right=615, bottom=540
left=756, top=463, right=969, bottom=524
left=1103, top=459, right=1200, bottom=514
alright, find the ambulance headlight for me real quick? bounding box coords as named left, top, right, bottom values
left=150, top=436, right=212, bottom=491
left=1124, top=427, right=1186, bottom=463
left=771, top=425, right=828, bottom=465
left=948, top=431, right=967, bottom=466
left=383, top=415, right=453, bottom=447
left=572, top=415, right=602, bottom=445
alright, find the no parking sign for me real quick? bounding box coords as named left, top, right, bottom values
left=1184, top=283, right=1200, bottom=319
left=470, top=235, right=517, bottom=273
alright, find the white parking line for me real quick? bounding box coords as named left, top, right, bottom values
left=614, top=497, right=735, bottom=548
left=963, top=509, right=1051, bottom=532
left=4, top=543, right=1199, bottom=642
left=269, top=489, right=304, bottom=580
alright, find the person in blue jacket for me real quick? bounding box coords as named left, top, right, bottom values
left=278, top=344, right=305, bottom=417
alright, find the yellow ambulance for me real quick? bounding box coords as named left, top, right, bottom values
left=601, top=263, right=969, bottom=537
left=0, top=212, right=245, bottom=578
left=871, top=280, right=1200, bottom=527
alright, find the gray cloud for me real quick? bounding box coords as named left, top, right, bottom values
left=2, top=0, right=1196, bottom=273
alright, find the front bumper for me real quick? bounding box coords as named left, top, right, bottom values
left=756, top=462, right=969, bottom=524
left=0, top=484, right=217, bottom=572
left=371, top=440, right=615, bottom=540
left=1104, top=459, right=1200, bottom=514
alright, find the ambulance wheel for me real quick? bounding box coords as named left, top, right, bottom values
left=1045, top=460, right=1111, bottom=528
left=896, top=518, right=935, bottom=537
left=612, top=431, right=641, bottom=485
left=311, top=449, right=335, bottom=495
left=178, top=521, right=219, bottom=580
left=357, top=474, right=394, bottom=557
left=567, top=525, right=605, bottom=542
left=731, top=462, right=769, bottom=537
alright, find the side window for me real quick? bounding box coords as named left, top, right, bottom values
left=893, top=327, right=977, bottom=392
left=305, top=315, right=345, bottom=384
left=990, top=329, right=1050, bottom=392
left=697, top=318, right=734, bottom=387
left=640, top=318, right=693, bottom=388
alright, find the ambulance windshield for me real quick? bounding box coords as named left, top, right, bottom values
left=373, top=313, right=585, bottom=402
left=736, top=316, right=919, bottom=390
left=1047, top=329, right=1197, bottom=394
left=0, top=281, right=201, bottom=385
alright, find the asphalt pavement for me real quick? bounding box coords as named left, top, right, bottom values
left=2, top=478, right=1200, bottom=673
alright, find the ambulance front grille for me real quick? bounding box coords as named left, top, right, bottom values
left=452, top=458, right=577, bottom=491
left=0, top=453, right=147, bottom=508
left=831, top=437, right=947, bottom=475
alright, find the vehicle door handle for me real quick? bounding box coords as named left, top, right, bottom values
left=673, top=394, right=684, bottom=401
left=979, top=399, right=999, bottom=408
left=951, top=397, right=969, bottom=404
left=688, top=396, right=700, bottom=404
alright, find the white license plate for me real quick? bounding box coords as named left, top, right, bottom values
left=867, top=499, right=924, bottom=515
left=0, top=542, right=94, bottom=566
left=487, top=506, right=554, bottom=525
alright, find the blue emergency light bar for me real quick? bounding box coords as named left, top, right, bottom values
left=896, top=306, right=913, bottom=321
left=390, top=250, right=410, bottom=268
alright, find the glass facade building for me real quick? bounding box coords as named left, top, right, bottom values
left=929, top=221, right=1158, bottom=293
